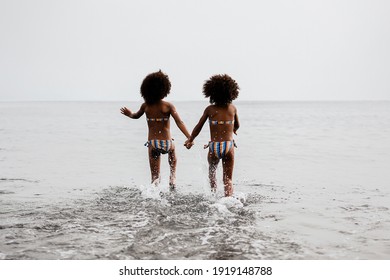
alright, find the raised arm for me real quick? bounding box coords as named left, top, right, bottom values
left=120, top=103, right=146, bottom=119
left=170, top=103, right=191, bottom=139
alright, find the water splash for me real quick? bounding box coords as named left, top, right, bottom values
left=0, top=185, right=302, bottom=259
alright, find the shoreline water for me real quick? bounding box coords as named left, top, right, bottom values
left=1, top=101, right=389, bottom=259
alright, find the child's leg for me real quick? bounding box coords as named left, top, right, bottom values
left=168, top=148, right=177, bottom=190
left=222, top=149, right=235, bottom=197
left=207, top=152, right=219, bottom=192
left=148, top=147, right=161, bottom=186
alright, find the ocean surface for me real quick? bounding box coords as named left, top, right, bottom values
left=0, top=101, right=389, bottom=259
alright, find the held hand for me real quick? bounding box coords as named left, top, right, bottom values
left=120, top=107, right=133, bottom=118
left=184, top=139, right=194, bottom=149
left=233, top=128, right=238, bottom=135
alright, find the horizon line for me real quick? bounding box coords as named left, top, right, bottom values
left=1, top=99, right=390, bottom=103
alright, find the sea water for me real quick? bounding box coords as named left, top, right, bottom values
left=0, top=101, right=389, bottom=259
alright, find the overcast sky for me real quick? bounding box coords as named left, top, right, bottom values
left=0, top=0, right=389, bottom=101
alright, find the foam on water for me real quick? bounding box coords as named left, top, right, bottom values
left=0, top=185, right=301, bottom=259
left=2, top=182, right=390, bottom=259
left=214, top=197, right=244, bottom=210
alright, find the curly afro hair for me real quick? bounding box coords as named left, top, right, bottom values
left=140, top=70, right=171, bottom=104
left=203, top=74, right=239, bottom=105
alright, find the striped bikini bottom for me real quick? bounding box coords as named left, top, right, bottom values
left=145, top=139, right=174, bottom=155
left=204, top=140, right=237, bottom=159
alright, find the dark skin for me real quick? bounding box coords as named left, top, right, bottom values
left=185, top=103, right=240, bottom=196
left=121, top=100, right=191, bottom=188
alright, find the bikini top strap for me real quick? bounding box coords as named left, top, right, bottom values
left=147, top=116, right=170, bottom=122
left=209, top=120, right=235, bottom=125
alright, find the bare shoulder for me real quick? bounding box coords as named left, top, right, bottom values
left=157, top=100, right=170, bottom=109
left=229, top=103, right=237, bottom=113
left=205, top=104, right=214, bottom=113
left=201, top=105, right=213, bottom=116
left=164, top=101, right=174, bottom=108
left=140, top=103, right=149, bottom=114
left=160, top=101, right=177, bottom=116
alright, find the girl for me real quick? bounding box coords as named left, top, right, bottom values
left=121, top=70, right=191, bottom=190
left=185, top=74, right=240, bottom=196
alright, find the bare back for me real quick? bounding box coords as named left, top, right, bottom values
left=207, top=104, right=237, bottom=142
left=144, top=101, right=172, bottom=140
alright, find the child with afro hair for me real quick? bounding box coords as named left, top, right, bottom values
left=121, top=70, right=191, bottom=189
left=185, top=74, right=240, bottom=197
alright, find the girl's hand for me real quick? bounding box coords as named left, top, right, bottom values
left=184, top=139, right=194, bottom=149
left=120, top=107, right=132, bottom=118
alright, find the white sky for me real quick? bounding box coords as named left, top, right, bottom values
left=0, top=0, right=389, bottom=101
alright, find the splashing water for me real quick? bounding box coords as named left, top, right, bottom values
left=0, top=185, right=304, bottom=260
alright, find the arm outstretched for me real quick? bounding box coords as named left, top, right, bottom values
left=184, top=107, right=208, bottom=149
left=120, top=103, right=146, bottom=119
